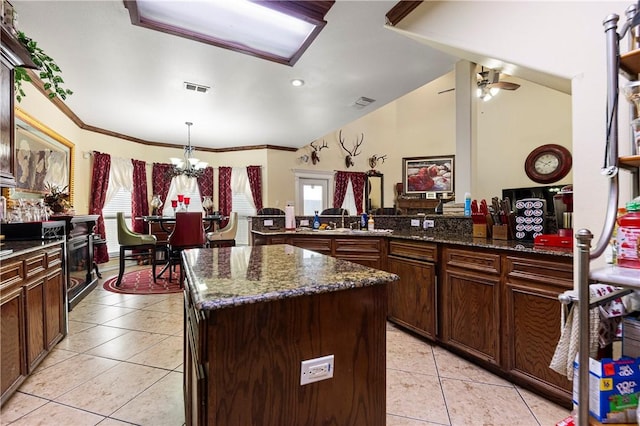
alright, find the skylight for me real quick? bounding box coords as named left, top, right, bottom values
left=125, top=0, right=334, bottom=66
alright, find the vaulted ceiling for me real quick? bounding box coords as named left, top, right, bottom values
left=13, top=1, right=459, bottom=151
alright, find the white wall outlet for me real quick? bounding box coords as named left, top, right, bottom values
left=300, top=219, right=310, bottom=226
left=411, top=219, right=420, bottom=227
left=426, top=192, right=437, bottom=199
left=300, top=354, right=334, bottom=385
left=264, top=219, right=274, bottom=226
left=423, top=219, right=434, bottom=229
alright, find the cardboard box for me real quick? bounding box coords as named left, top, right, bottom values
left=573, top=356, right=640, bottom=423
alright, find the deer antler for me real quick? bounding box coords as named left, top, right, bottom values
left=368, top=154, right=387, bottom=170
left=310, top=140, right=328, bottom=165
left=338, top=130, right=364, bottom=168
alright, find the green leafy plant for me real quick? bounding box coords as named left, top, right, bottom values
left=14, top=31, right=73, bottom=102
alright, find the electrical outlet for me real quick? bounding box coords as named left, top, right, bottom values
left=423, top=219, right=434, bottom=229
left=264, top=219, right=274, bottom=226
left=411, top=219, right=420, bottom=227
left=300, top=219, right=309, bottom=226
left=300, top=355, right=334, bottom=385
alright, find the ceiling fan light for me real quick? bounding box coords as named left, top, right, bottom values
left=489, top=87, right=500, bottom=96
left=483, top=93, right=493, bottom=102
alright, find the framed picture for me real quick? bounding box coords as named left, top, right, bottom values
left=14, top=108, right=75, bottom=203
left=402, top=155, right=454, bottom=196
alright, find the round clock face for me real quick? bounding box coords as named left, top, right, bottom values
left=524, top=144, right=572, bottom=184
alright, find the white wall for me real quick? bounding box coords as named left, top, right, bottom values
left=394, top=0, right=635, bottom=269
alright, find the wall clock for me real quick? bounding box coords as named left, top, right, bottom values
left=524, top=144, right=572, bottom=184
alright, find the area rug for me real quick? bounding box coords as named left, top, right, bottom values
left=103, top=268, right=183, bottom=295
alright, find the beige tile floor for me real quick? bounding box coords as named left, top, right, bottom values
left=1, top=264, right=571, bottom=425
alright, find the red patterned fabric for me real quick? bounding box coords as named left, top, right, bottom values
left=247, top=165, right=263, bottom=211
left=218, top=166, right=232, bottom=228
left=333, top=171, right=366, bottom=214
left=350, top=172, right=366, bottom=215
left=152, top=163, right=173, bottom=210
left=89, top=152, right=111, bottom=263
left=333, top=171, right=350, bottom=210
left=131, top=159, right=149, bottom=233
left=196, top=166, right=214, bottom=201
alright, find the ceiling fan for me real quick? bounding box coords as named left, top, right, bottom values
left=437, top=68, right=520, bottom=98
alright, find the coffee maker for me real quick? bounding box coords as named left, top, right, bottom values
left=534, top=185, right=573, bottom=247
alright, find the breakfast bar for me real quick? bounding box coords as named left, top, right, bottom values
left=181, top=244, right=399, bottom=425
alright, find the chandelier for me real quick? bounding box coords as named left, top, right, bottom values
left=170, top=122, right=207, bottom=178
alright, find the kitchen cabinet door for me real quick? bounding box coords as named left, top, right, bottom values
left=503, top=255, right=573, bottom=405
left=387, top=256, right=436, bottom=340
left=0, top=284, right=26, bottom=404
left=441, top=247, right=501, bottom=366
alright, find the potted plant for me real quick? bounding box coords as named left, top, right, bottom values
left=43, top=183, right=71, bottom=214
left=14, top=31, right=73, bottom=102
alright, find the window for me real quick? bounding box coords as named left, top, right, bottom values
left=295, top=170, right=333, bottom=215
left=162, top=175, right=203, bottom=216
left=102, top=187, right=133, bottom=256
left=231, top=167, right=257, bottom=246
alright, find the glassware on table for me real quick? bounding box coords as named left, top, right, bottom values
left=183, top=197, right=190, bottom=211
left=177, top=194, right=184, bottom=203
left=171, top=199, right=178, bottom=216
left=202, top=196, right=214, bottom=215
left=150, top=194, right=163, bottom=216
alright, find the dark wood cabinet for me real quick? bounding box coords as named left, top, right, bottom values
left=1, top=24, right=37, bottom=188
left=0, top=242, right=65, bottom=406
left=386, top=239, right=437, bottom=340
left=441, top=247, right=501, bottom=366
left=502, top=254, right=573, bottom=405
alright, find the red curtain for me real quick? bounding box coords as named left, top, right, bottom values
left=131, top=159, right=149, bottom=233
left=218, top=166, right=232, bottom=228
left=333, top=171, right=350, bottom=210
left=89, top=152, right=111, bottom=263
left=247, top=165, right=263, bottom=211
left=333, top=171, right=366, bottom=214
left=151, top=163, right=173, bottom=211
left=196, top=166, right=214, bottom=200
left=350, top=172, right=366, bottom=215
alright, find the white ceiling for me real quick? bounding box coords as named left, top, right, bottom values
left=13, top=0, right=459, bottom=151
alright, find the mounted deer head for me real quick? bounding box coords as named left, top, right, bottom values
left=368, top=154, right=387, bottom=170
left=310, top=140, right=328, bottom=165
left=338, top=130, right=364, bottom=168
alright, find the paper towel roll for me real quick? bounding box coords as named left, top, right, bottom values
left=285, top=205, right=295, bottom=230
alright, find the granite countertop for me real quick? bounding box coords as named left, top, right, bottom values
left=251, top=228, right=573, bottom=258
left=0, top=239, right=65, bottom=259
left=182, top=244, right=399, bottom=311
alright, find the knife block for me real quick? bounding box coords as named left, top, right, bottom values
left=492, top=224, right=509, bottom=240
left=473, top=224, right=487, bottom=238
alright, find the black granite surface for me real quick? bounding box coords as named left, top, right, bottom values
left=182, top=245, right=399, bottom=311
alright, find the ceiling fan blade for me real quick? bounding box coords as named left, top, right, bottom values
left=438, top=88, right=455, bottom=94
left=489, top=81, right=520, bottom=90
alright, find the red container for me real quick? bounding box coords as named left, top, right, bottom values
left=617, top=200, right=640, bottom=269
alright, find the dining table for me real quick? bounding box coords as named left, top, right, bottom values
left=140, top=214, right=225, bottom=233
left=140, top=214, right=226, bottom=280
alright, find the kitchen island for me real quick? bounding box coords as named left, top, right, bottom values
left=182, top=244, right=398, bottom=425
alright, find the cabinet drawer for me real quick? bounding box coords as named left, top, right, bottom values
left=334, top=238, right=382, bottom=254
left=388, top=240, right=437, bottom=262
left=45, top=248, right=63, bottom=268
left=290, top=237, right=332, bottom=254
left=444, top=247, right=500, bottom=275
left=505, top=255, right=573, bottom=286
left=24, top=253, right=46, bottom=279
left=0, top=260, right=24, bottom=288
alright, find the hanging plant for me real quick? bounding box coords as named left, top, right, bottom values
left=14, top=31, right=73, bottom=102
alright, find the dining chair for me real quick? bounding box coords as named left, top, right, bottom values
left=167, top=212, right=206, bottom=286
left=116, top=212, right=158, bottom=287
left=257, top=207, right=285, bottom=215
left=206, top=212, right=238, bottom=248
left=320, top=208, right=349, bottom=215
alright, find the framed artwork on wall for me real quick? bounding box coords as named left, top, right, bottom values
left=402, top=155, right=454, bottom=197
left=13, top=108, right=75, bottom=203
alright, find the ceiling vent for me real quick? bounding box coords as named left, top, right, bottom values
left=184, top=82, right=210, bottom=93
left=354, top=96, right=375, bottom=109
